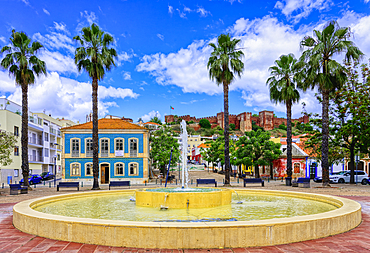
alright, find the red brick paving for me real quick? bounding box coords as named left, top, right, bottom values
left=0, top=196, right=369, bottom=252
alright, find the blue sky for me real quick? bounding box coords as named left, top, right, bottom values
left=1, top=0, right=370, bottom=123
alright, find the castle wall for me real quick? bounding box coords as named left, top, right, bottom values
left=165, top=110, right=309, bottom=132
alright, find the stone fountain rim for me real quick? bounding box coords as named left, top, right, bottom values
left=14, top=189, right=359, bottom=228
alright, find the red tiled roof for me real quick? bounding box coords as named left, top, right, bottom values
left=144, top=122, right=160, bottom=126
left=62, top=118, right=146, bottom=130
left=198, top=143, right=210, bottom=149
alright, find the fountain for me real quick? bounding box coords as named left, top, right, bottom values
left=12, top=120, right=362, bottom=249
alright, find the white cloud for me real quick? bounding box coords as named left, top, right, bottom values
left=5, top=72, right=138, bottom=121
left=176, top=9, right=187, bottom=18
left=184, top=6, right=192, bottom=12
left=0, top=71, right=17, bottom=93
left=38, top=50, right=78, bottom=74
left=137, top=15, right=327, bottom=117
left=33, top=32, right=75, bottom=53
left=117, top=51, right=134, bottom=66
left=168, top=5, right=174, bottom=14
left=226, top=0, right=242, bottom=3
left=0, top=36, right=5, bottom=43
left=157, top=34, right=164, bottom=41
left=137, top=39, right=221, bottom=95
left=53, top=22, right=70, bottom=34
left=197, top=7, right=210, bottom=17
left=140, top=110, right=161, bottom=122
left=81, top=11, right=97, bottom=25
left=21, top=0, right=30, bottom=6
left=275, top=0, right=333, bottom=23
left=43, top=8, right=50, bottom=15
left=122, top=71, right=131, bottom=80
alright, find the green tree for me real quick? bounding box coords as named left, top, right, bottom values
left=332, top=60, right=370, bottom=183
left=0, top=131, right=18, bottom=166
left=266, top=53, right=302, bottom=184
left=207, top=34, right=244, bottom=186
left=199, top=119, right=211, bottom=129
left=149, top=116, right=162, bottom=125
left=1, top=30, right=46, bottom=188
left=235, top=130, right=279, bottom=178
left=74, top=23, right=117, bottom=190
left=300, top=21, right=363, bottom=187
left=150, top=127, right=180, bottom=176
left=263, top=141, right=282, bottom=179
left=230, top=123, right=236, bottom=131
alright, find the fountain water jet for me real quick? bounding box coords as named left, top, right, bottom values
left=180, top=120, right=189, bottom=188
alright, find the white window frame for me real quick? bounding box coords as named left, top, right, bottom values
left=85, top=163, right=93, bottom=176
left=85, top=138, right=93, bottom=157
left=100, top=138, right=109, bottom=157
left=129, top=138, right=139, bottom=157
left=115, top=138, right=124, bottom=157
left=71, top=163, right=80, bottom=176
left=128, top=162, right=139, bottom=176
left=71, top=138, right=80, bottom=157
left=115, top=162, right=125, bottom=176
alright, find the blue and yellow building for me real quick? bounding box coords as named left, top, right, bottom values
left=61, top=118, right=149, bottom=184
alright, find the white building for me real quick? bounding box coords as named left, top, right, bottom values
left=0, top=98, right=75, bottom=184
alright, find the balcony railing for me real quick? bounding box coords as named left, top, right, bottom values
left=29, top=155, right=43, bottom=162
left=86, top=150, right=93, bottom=157
left=28, top=116, right=37, bottom=124
left=50, top=127, right=57, bottom=135
left=130, top=151, right=138, bottom=157
left=28, top=137, right=43, bottom=145
left=101, top=150, right=109, bottom=157
left=71, top=151, right=79, bottom=157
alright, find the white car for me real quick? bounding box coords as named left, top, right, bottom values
left=329, top=170, right=369, bottom=184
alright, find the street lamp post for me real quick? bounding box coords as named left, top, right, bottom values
left=54, top=155, right=57, bottom=187
left=355, top=151, right=360, bottom=185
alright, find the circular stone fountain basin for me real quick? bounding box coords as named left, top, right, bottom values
left=136, top=188, right=231, bottom=208
left=13, top=189, right=361, bottom=249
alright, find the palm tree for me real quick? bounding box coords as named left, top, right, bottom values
left=300, top=21, right=363, bottom=187
left=1, top=30, right=46, bottom=188
left=207, top=34, right=244, bottom=185
left=266, top=53, right=302, bottom=185
left=74, top=23, right=117, bottom=190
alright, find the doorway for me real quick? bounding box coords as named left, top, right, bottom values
left=100, top=164, right=110, bottom=184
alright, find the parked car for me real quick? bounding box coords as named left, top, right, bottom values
left=329, top=170, right=369, bottom=184
left=40, top=172, right=55, bottom=181
left=314, top=170, right=350, bottom=183
left=20, top=174, right=42, bottom=185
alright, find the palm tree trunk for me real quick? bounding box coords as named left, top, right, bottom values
left=92, top=78, right=100, bottom=190
left=286, top=100, right=292, bottom=178
left=322, top=89, right=330, bottom=187
left=223, top=81, right=230, bottom=186
left=21, top=84, right=30, bottom=188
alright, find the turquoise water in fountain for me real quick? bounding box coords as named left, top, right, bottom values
left=34, top=192, right=337, bottom=222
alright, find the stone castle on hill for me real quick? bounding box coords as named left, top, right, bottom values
left=165, top=111, right=309, bottom=132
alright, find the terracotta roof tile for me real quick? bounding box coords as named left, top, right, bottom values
left=62, top=118, right=146, bottom=130
left=144, top=122, right=161, bottom=126
left=198, top=143, right=210, bottom=148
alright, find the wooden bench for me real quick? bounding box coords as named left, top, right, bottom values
left=196, top=179, right=217, bottom=187
left=57, top=182, right=79, bottom=191
left=292, top=178, right=310, bottom=188
left=9, top=184, right=28, bottom=195
left=109, top=181, right=130, bottom=190
left=243, top=178, right=264, bottom=187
